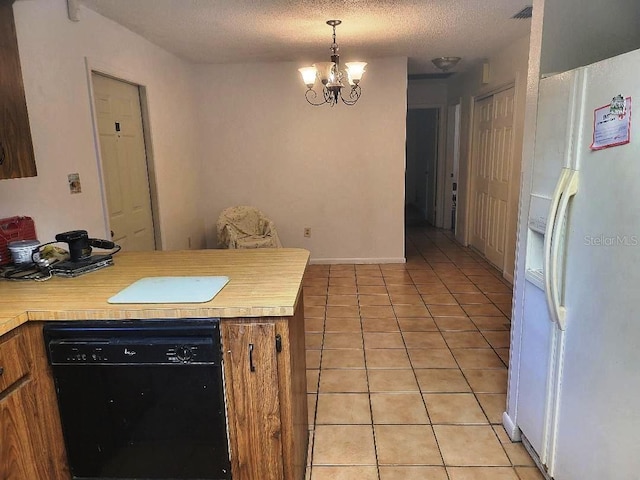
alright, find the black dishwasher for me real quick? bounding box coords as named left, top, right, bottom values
left=44, top=319, right=231, bottom=480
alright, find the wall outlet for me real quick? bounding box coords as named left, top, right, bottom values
left=304, top=227, right=311, bottom=238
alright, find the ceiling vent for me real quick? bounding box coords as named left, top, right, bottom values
left=512, top=6, right=532, bottom=19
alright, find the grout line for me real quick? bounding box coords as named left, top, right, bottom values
left=304, top=226, right=524, bottom=476
left=408, top=228, right=517, bottom=468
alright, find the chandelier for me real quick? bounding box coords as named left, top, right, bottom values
left=298, top=20, right=367, bottom=106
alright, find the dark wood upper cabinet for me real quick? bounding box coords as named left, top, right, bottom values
left=0, top=0, right=37, bottom=179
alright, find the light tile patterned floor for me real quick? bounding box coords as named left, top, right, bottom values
left=303, top=226, right=545, bottom=480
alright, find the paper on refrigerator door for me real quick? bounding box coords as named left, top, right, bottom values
left=590, top=96, right=631, bottom=150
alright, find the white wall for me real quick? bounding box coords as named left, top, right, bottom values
left=540, top=0, right=640, bottom=75
left=1, top=1, right=204, bottom=250
left=194, top=57, right=408, bottom=263
left=2, top=2, right=408, bottom=262
left=505, top=0, right=546, bottom=441
left=448, top=34, right=531, bottom=280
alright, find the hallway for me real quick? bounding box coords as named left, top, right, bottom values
left=303, top=226, right=543, bottom=479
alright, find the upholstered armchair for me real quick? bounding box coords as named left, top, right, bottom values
left=216, top=206, right=282, bottom=249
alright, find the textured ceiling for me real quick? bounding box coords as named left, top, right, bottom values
left=81, top=0, right=532, bottom=75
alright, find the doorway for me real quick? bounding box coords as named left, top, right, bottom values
left=405, top=108, right=439, bottom=226
left=91, top=73, right=157, bottom=251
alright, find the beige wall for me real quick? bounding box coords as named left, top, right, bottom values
left=194, top=57, right=408, bottom=263
left=2, top=2, right=408, bottom=262
left=447, top=34, right=531, bottom=281
left=1, top=1, right=204, bottom=250
left=540, top=0, right=640, bottom=75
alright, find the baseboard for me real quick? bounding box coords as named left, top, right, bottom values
left=502, top=411, right=522, bottom=441
left=309, top=257, right=406, bottom=265
left=503, top=270, right=514, bottom=284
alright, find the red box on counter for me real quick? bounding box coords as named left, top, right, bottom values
left=0, top=216, right=37, bottom=265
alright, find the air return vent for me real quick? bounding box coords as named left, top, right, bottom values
left=512, top=6, right=532, bottom=19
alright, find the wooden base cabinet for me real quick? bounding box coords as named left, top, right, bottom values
left=222, top=322, right=284, bottom=479
left=0, top=324, right=68, bottom=480
left=0, top=330, right=38, bottom=480
left=221, top=300, right=308, bottom=480
left=1, top=380, right=41, bottom=479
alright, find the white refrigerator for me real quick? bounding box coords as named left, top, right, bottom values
left=508, top=48, right=640, bottom=479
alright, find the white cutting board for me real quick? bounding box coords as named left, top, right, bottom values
left=107, top=276, right=229, bottom=304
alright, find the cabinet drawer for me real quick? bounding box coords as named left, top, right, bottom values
left=0, top=333, right=30, bottom=395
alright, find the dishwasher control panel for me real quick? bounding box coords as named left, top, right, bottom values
left=47, top=339, right=216, bottom=365
left=43, top=319, right=222, bottom=366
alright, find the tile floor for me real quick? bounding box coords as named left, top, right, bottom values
left=302, top=226, right=544, bottom=480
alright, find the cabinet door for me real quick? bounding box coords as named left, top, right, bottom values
left=0, top=0, right=37, bottom=179
left=0, top=380, right=40, bottom=480
left=222, top=322, right=284, bottom=480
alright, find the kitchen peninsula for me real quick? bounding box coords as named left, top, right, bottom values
left=0, top=248, right=309, bottom=480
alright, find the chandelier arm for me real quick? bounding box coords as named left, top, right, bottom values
left=340, top=85, right=361, bottom=106
left=304, top=88, right=329, bottom=106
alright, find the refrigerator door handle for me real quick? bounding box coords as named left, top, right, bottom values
left=544, top=168, right=570, bottom=328
left=551, top=170, right=578, bottom=330
left=545, top=169, right=579, bottom=330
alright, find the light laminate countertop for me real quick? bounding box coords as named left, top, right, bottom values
left=0, top=248, right=309, bottom=337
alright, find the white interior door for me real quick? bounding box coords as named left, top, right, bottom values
left=485, top=88, right=515, bottom=267
left=92, top=73, right=156, bottom=251
left=470, top=88, right=515, bottom=269
left=470, top=96, right=493, bottom=252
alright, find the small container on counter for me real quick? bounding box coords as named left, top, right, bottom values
left=8, top=239, right=40, bottom=265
